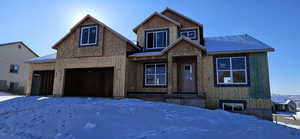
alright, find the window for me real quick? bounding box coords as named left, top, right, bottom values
left=215, top=56, right=248, bottom=85
left=180, top=29, right=197, bottom=40
left=144, top=63, right=167, bottom=86
left=10, top=64, right=19, bottom=73
left=145, top=29, right=168, bottom=49
left=222, top=103, right=245, bottom=112
left=8, top=82, right=18, bottom=90
left=184, top=65, right=192, bottom=80
left=80, top=25, right=98, bottom=46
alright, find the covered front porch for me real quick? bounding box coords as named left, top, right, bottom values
left=127, top=37, right=206, bottom=107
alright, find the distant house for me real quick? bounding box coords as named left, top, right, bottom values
left=272, top=95, right=297, bottom=113
left=0, top=42, right=38, bottom=94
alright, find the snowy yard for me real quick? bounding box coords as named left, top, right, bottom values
left=0, top=95, right=299, bottom=139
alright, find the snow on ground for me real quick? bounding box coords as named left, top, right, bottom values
left=295, top=112, right=300, bottom=120
left=0, top=96, right=299, bottom=139
left=276, top=122, right=300, bottom=129
left=0, top=91, right=22, bottom=102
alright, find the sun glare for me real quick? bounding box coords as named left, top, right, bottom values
left=69, top=9, right=106, bottom=26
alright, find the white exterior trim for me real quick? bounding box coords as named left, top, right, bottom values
left=80, top=25, right=98, bottom=46
left=216, top=56, right=248, bottom=85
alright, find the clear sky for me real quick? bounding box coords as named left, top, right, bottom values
left=0, top=0, right=299, bottom=95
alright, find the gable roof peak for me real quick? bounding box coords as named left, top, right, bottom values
left=133, top=11, right=181, bottom=33
left=52, top=14, right=140, bottom=50
left=161, top=36, right=206, bottom=54
left=0, top=41, right=39, bottom=57
left=161, top=7, right=203, bottom=27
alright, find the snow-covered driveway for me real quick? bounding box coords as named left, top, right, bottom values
left=0, top=96, right=299, bottom=139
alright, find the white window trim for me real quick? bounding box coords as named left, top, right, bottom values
left=145, top=30, right=168, bottom=49
left=180, top=29, right=197, bottom=40
left=144, top=63, right=167, bottom=86
left=222, top=103, right=245, bottom=111
left=80, top=25, right=98, bottom=46
left=216, top=56, right=248, bottom=85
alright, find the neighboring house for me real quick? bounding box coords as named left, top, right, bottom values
left=272, top=95, right=297, bottom=113
left=25, top=8, right=274, bottom=119
left=0, top=42, right=38, bottom=93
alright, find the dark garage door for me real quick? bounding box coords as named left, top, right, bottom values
left=64, top=68, right=114, bottom=97
left=31, top=70, right=54, bottom=96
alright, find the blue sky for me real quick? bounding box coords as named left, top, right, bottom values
left=0, top=0, right=299, bottom=95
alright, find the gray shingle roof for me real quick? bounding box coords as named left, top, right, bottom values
left=129, top=34, right=274, bottom=57
left=204, top=34, right=274, bottom=54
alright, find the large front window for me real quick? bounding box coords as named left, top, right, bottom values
left=216, top=56, right=248, bottom=85
left=80, top=25, right=98, bottom=46
left=144, top=63, right=167, bottom=86
left=145, top=29, right=168, bottom=49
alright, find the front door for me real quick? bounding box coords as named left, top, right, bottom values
left=181, top=64, right=196, bottom=92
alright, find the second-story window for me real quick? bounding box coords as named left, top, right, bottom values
left=180, top=29, right=197, bottom=40
left=145, top=29, right=168, bottom=49
left=10, top=64, right=19, bottom=73
left=80, top=25, right=98, bottom=46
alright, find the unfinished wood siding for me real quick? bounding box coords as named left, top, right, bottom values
left=25, top=62, right=56, bottom=95
left=203, top=56, right=249, bottom=108
left=162, top=10, right=203, bottom=44
left=136, top=15, right=178, bottom=48
left=52, top=16, right=131, bottom=97
left=127, top=62, right=168, bottom=93
left=53, top=56, right=126, bottom=97
left=167, top=41, right=202, bottom=56
left=248, top=53, right=271, bottom=99
left=162, top=10, right=199, bottom=28
left=202, top=53, right=272, bottom=110
left=57, top=18, right=104, bottom=58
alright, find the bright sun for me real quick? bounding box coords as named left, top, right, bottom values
left=70, top=9, right=101, bottom=25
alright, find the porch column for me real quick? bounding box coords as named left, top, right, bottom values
left=197, top=53, right=203, bottom=93
left=168, top=55, right=173, bottom=94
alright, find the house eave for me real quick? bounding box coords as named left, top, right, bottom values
left=207, top=48, right=275, bottom=55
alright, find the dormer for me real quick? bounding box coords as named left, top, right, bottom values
left=52, top=15, right=139, bottom=58
left=133, top=8, right=204, bottom=52
left=133, top=12, right=181, bottom=51
left=161, top=8, right=204, bottom=45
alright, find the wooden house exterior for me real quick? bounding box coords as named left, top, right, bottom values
left=25, top=8, right=274, bottom=120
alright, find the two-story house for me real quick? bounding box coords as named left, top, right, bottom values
left=25, top=8, right=274, bottom=119
left=0, top=42, right=38, bottom=93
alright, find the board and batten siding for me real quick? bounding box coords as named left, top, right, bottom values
left=203, top=52, right=272, bottom=110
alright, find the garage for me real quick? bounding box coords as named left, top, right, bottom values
left=64, top=68, right=114, bottom=97
left=31, top=70, right=55, bottom=96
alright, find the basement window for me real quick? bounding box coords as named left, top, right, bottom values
left=145, top=29, right=168, bottom=49
left=8, top=82, right=18, bottom=90
left=215, top=56, right=248, bottom=86
left=144, top=63, right=167, bottom=86
left=80, top=25, right=98, bottom=46
left=222, top=103, right=245, bottom=112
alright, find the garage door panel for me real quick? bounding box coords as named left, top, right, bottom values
left=64, top=68, right=113, bottom=97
